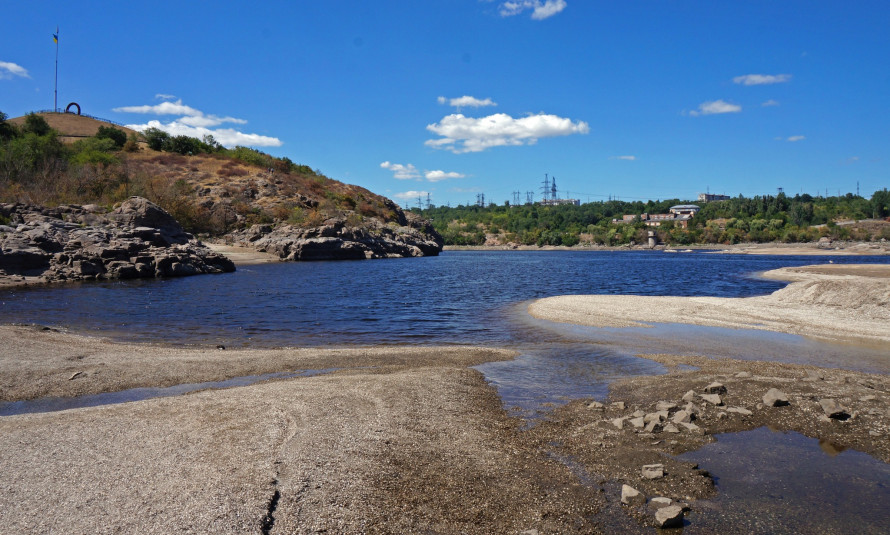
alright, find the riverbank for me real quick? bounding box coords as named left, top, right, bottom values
left=445, top=241, right=890, bottom=255
left=529, top=264, right=890, bottom=345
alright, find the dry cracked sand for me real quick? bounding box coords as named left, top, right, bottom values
left=1, top=263, right=889, bottom=533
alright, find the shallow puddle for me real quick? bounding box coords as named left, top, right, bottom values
left=0, top=368, right=336, bottom=416
left=678, top=426, right=890, bottom=534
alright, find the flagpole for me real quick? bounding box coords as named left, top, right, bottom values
left=54, top=27, right=59, bottom=112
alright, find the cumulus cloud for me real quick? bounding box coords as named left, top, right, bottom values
left=437, top=95, right=497, bottom=108
left=733, top=74, right=792, bottom=86
left=124, top=120, right=282, bottom=147
left=689, top=100, right=742, bottom=116
left=380, top=161, right=420, bottom=180
left=499, top=0, right=567, bottom=20
left=114, top=98, right=281, bottom=148
left=761, top=99, right=780, bottom=107
left=610, top=155, right=636, bottom=161
left=425, top=170, right=466, bottom=182
left=426, top=112, right=589, bottom=153
left=393, top=190, right=428, bottom=201
left=0, top=61, right=30, bottom=79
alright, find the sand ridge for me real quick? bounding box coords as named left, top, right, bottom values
left=528, top=264, right=890, bottom=345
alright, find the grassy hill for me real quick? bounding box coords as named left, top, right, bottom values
left=0, top=111, right=416, bottom=239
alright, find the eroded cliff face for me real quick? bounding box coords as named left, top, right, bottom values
left=0, top=197, right=235, bottom=284
left=226, top=210, right=443, bottom=261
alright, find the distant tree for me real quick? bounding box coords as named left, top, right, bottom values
left=0, top=111, right=19, bottom=141
left=873, top=189, right=890, bottom=218
left=95, top=125, right=127, bottom=149
left=143, top=127, right=171, bottom=151
left=23, top=113, right=51, bottom=136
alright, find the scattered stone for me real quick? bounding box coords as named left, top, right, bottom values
left=663, top=423, right=680, bottom=433
left=644, top=411, right=668, bottom=424
left=700, top=393, right=723, bottom=406
left=611, top=418, right=626, bottom=430
left=655, top=401, right=677, bottom=412
left=734, top=371, right=752, bottom=378
left=629, top=417, right=646, bottom=429
left=716, top=412, right=728, bottom=420
left=818, top=398, right=851, bottom=420
left=727, top=407, right=753, bottom=416
left=672, top=410, right=692, bottom=424
left=649, top=497, right=673, bottom=509
left=588, top=401, right=605, bottom=410
left=68, top=371, right=83, bottom=380
left=611, top=401, right=626, bottom=410
left=860, top=395, right=876, bottom=402
left=679, top=422, right=704, bottom=434
left=621, top=485, right=646, bottom=506
left=641, top=464, right=664, bottom=480
left=763, top=388, right=790, bottom=407
left=703, top=382, right=727, bottom=394
left=655, top=505, right=685, bottom=528
left=632, top=410, right=646, bottom=418
left=681, top=390, right=696, bottom=402
left=644, top=420, right=662, bottom=433
left=803, top=370, right=824, bottom=382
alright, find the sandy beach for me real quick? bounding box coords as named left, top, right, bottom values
left=529, top=264, right=890, bottom=345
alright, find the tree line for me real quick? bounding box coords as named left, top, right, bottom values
left=416, top=191, right=890, bottom=246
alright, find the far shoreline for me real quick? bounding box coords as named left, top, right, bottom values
left=445, top=240, right=890, bottom=255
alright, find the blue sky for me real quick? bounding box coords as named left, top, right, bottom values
left=2, top=1, right=888, bottom=207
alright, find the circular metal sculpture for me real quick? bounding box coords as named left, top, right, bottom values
left=65, top=102, right=81, bottom=115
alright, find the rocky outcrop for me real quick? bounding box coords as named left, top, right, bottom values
left=227, top=210, right=443, bottom=261
left=0, top=197, right=235, bottom=284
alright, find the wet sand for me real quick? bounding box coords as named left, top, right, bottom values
left=529, top=264, right=890, bottom=345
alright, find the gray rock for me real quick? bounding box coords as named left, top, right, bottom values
left=704, top=382, right=727, bottom=394
left=672, top=410, right=692, bottom=424
left=735, top=371, right=752, bottom=378
left=641, top=464, right=664, bottom=479
left=611, top=418, right=626, bottom=430
left=649, top=496, right=672, bottom=509
left=679, top=422, right=703, bottom=434
left=663, top=423, right=680, bottom=433
left=681, top=390, right=696, bottom=402
left=644, top=420, right=662, bottom=433
left=763, top=388, right=790, bottom=407
left=621, top=484, right=646, bottom=506
left=700, top=393, right=723, bottom=406
left=727, top=407, right=753, bottom=416
left=588, top=401, right=605, bottom=410
left=655, top=505, right=685, bottom=528
left=655, top=401, right=677, bottom=412
left=818, top=398, right=851, bottom=420
left=629, top=417, right=646, bottom=429
left=611, top=401, right=626, bottom=410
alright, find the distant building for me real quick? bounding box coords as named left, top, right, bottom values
left=613, top=205, right=700, bottom=229
left=698, top=193, right=731, bottom=202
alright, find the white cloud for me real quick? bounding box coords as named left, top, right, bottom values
left=426, top=112, right=589, bottom=153
left=393, top=190, right=428, bottom=201
left=689, top=100, right=742, bottom=116
left=786, top=135, right=805, bottom=142
left=437, top=95, right=497, bottom=108
left=380, top=161, right=420, bottom=180
left=154, top=93, right=176, bottom=100
left=610, top=155, right=636, bottom=161
left=762, top=99, right=780, bottom=107
left=0, top=61, right=30, bottom=79
left=115, top=98, right=280, bottom=148
left=499, top=0, right=567, bottom=20
left=733, top=74, right=792, bottom=86
left=125, top=120, right=282, bottom=148
left=425, top=170, right=466, bottom=182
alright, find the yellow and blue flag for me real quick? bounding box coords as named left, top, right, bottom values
left=53, top=27, right=58, bottom=43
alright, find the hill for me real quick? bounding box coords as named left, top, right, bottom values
left=0, top=111, right=443, bottom=262
left=7, top=111, right=141, bottom=143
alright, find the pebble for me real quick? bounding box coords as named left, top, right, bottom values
left=655, top=505, right=685, bottom=528
left=621, top=484, right=646, bottom=506
left=641, top=464, right=665, bottom=480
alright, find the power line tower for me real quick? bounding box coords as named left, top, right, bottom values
left=541, top=173, right=551, bottom=202
left=416, top=196, right=422, bottom=209
left=512, top=191, right=521, bottom=205
left=526, top=191, right=534, bottom=205
left=425, top=193, right=432, bottom=210
left=551, top=176, right=558, bottom=200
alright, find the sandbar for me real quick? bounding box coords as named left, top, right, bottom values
left=528, top=264, right=890, bottom=345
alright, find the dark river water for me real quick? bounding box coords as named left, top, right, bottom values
left=3, top=250, right=890, bottom=532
